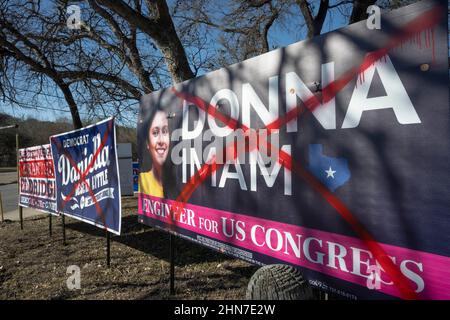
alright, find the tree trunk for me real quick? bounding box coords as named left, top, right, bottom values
left=147, top=0, right=194, bottom=82
left=56, top=80, right=83, bottom=129
left=297, top=0, right=329, bottom=39
left=96, top=0, right=195, bottom=83
left=349, top=0, right=377, bottom=24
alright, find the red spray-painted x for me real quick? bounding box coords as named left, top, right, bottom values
left=52, top=120, right=114, bottom=229
left=159, top=5, right=444, bottom=300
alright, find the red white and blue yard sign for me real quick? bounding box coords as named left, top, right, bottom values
left=18, top=144, right=58, bottom=215
left=50, top=118, right=121, bottom=235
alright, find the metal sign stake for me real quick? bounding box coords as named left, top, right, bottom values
left=16, top=133, right=23, bottom=230
left=106, top=230, right=111, bottom=267
left=49, top=215, right=52, bottom=236
left=19, top=206, right=23, bottom=230
left=170, top=233, right=175, bottom=295
left=0, top=192, right=4, bottom=223
left=62, top=215, right=66, bottom=245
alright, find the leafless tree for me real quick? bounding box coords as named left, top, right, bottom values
left=0, top=1, right=151, bottom=128
left=297, top=0, right=330, bottom=39
left=1, top=0, right=422, bottom=129
left=173, top=0, right=384, bottom=66
left=0, top=1, right=84, bottom=128
left=93, top=0, right=196, bottom=83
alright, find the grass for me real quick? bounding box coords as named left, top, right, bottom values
left=0, top=197, right=258, bottom=300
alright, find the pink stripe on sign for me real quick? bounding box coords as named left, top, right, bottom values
left=138, top=193, right=450, bottom=299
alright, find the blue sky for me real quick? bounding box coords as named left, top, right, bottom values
left=0, top=1, right=360, bottom=127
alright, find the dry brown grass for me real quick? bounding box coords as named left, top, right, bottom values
left=0, top=197, right=258, bottom=300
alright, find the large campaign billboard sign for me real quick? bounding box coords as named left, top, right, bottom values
left=137, top=0, right=449, bottom=299
left=50, top=118, right=121, bottom=235
left=18, top=144, right=58, bottom=215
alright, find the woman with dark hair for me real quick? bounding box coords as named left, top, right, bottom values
left=139, top=109, right=170, bottom=197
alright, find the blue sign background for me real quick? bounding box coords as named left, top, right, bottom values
left=50, top=118, right=121, bottom=235
left=132, top=162, right=139, bottom=192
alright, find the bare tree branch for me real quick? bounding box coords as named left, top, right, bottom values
left=297, top=0, right=329, bottom=39
left=94, top=0, right=195, bottom=83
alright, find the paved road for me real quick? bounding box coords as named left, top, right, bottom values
left=0, top=171, right=17, bottom=185
left=0, top=182, right=43, bottom=221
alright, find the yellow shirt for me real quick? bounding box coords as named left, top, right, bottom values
left=139, top=170, right=164, bottom=198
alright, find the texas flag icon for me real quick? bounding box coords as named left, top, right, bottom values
left=308, top=144, right=351, bottom=192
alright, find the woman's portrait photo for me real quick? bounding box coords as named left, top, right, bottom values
left=139, top=108, right=170, bottom=198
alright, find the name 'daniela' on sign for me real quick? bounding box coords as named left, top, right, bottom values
left=57, top=133, right=110, bottom=186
